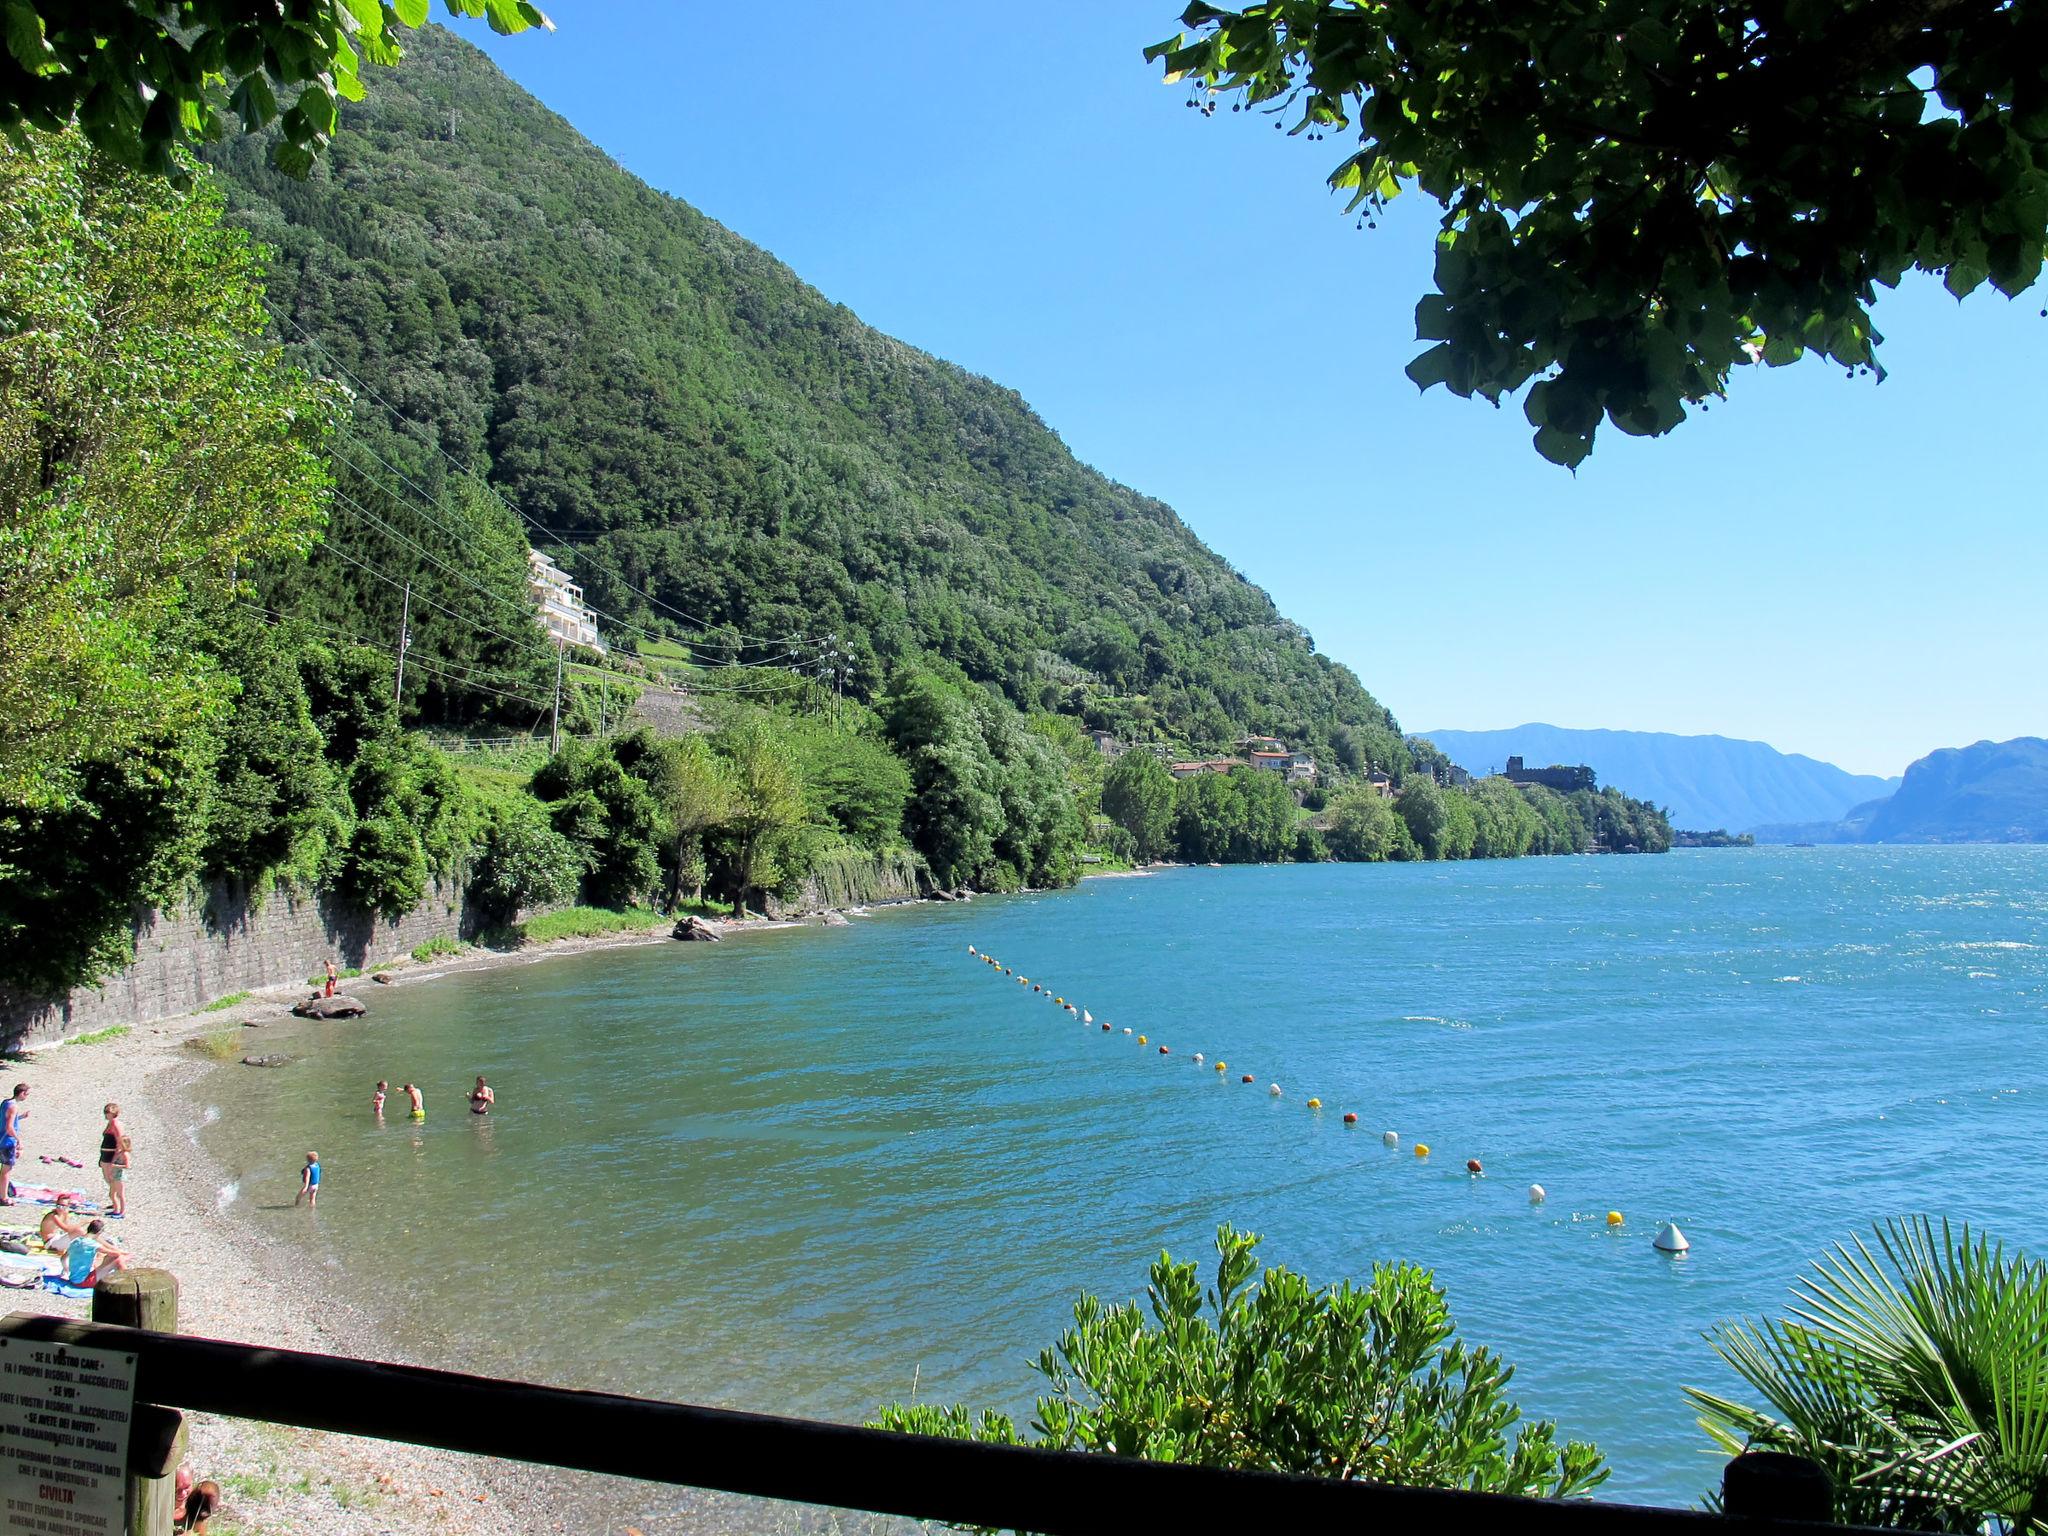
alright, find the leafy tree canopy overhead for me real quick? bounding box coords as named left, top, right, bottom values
left=0, top=0, right=550, bottom=182
left=1149, top=1, right=2048, bottom=467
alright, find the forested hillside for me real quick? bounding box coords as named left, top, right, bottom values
left=206, top=25, right=1406, bottom=775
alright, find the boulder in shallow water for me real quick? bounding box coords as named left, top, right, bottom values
left=292, top=994, right=366, bottom=1019
left=240, top=1053, right=292, bottom=1068
left=820, top=911, right=850, bottom=927
left=672, top=915, right=724, bottom=942
left=372, top=971, right=394, bottom=985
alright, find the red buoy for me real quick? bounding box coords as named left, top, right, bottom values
left=1467, top=1159, right=1484, bottom=1175
left=1158, top=1045, right=1169, bottom=1055
left=1343, top=1112, right=1358, bottom=1124
left=1240, top=1074, right=1254, bottom=1083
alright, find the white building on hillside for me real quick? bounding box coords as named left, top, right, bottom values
left=527, top=549, right=606, bottom=652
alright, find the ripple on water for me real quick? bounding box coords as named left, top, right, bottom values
left=190, top=846, right=2048, bottom=1509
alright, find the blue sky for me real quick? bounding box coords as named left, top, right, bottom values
left=449, top=2, right=2044, bottom=778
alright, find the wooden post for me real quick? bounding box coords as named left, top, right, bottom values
left=1722, top=1450, right=1832, bottom=1522
left=93, top=1269, right=182, bottom=1536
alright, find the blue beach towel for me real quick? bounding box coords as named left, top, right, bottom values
left=39, top=1275, right=92, bottom=1301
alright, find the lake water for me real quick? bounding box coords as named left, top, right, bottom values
left=194, top=847, right=2048, bottom=1511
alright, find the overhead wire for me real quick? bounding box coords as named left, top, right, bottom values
left=265, top=299, right=832, bottom=648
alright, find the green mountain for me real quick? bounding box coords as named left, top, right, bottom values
left=1415, top=724, right=1898, bottom=832
left=206, top=24, right=1407, bottom=775
left=1755, top=738, right=2048, bottom=844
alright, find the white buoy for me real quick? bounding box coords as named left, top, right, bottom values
left=1193, top=1053, right=1204, bottom=1064
left=1528, top=1183, right=1547, bottom=1205
left=1083, top=1010, right=1093, bottom=1023
left=1122, top=1028, right=1132, bottom=1035
left=1653, top=1222, right=1690, bottom=1254
left=1382, top=1131, right=1399, bottom=1147
left=1268, top=1083, right=1282, bottom=1097
left=967, top=945, right=976, bottom=954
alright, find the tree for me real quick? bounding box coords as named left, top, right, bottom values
left=0, top=1, right=550, bottom=183
left=1690, top=1217, right=2048, bottom=1533
left=0, top=127, right=333, bottom=806
left=1149, top=2, right=2048, bottom=467
left=613, top=730, right=733, bottom=906
left=711, top=716, right=808, bottom=914
left=872, top=1225, right=1607, bottom=1498
left=1395, top=777, right=1448, bottom=859
left=1101, top=751, right=1178, bottom=862
left=1325, top=782, right=1397, bottom=860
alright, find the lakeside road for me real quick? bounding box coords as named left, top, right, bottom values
left=5, top=912, right=935, bottom=1536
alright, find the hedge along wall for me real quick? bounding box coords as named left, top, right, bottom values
left=0, top=877, right=477, bottom=1049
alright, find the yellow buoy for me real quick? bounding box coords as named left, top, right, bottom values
left=1607, top=1211, right=1625, bottom=1227
left=1414, top=1142, right=1431, bottom=1157
left=1137, top=1034, right=1147, bottom=1044
left=1306, top=1098, right=1322, bottom=1110
left=1215, top=1061, right=1226, bottom=1072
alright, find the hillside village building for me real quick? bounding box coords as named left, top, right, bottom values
left=527, top=549, right=606, bottom=653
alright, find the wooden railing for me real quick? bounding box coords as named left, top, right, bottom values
left=2, top=1289, right=1856, bottom=1536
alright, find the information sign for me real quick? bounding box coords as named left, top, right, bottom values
left=0, top=1337, right=135, bottom=1536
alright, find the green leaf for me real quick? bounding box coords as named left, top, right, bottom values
left=229, top=75, right=278, bottom=131
left=1405, top=344, right=1453, bottom=392
left=1944, top=259, right=1988, bottom=299
left=1532, top=424, right=1591, bottom=469
left=391, top=0, right=429, bottom=27
left=2, top=2, right=53, bottom=75
left=1414, top=293, right=1453, bottom=341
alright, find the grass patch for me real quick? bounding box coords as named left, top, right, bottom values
left=516, top=905, right=668, bottom=945
left=303, top=965, right=361, bottom=987
left=410, top=936, right=464, bottom=963
left=202, top=990, right=253, bottom=1012
left=672, top=895, right=734, bottom=918
left=185, top=1029, right=245, bottom=1063
left=66, top=1025, right=130, bottom=1047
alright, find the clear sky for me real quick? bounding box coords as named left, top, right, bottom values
left=448, top=2, right=2045, bottom=779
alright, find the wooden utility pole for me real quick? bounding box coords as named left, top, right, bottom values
left=550, top=642, right=564, bottom=754
left=393, top=581, right=412, bottom=705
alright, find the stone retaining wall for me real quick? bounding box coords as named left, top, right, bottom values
left=0, top=878, right=479, bottom=1049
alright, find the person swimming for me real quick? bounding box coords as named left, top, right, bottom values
left=372, top=1081, right=387, bottom=1117
left=469, top=1076, right=494, bottom=1116
left=402, top=1083, right=424, bottom=1119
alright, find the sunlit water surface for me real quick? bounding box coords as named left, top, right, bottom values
left=197, top=847, right=2048, bottom=1509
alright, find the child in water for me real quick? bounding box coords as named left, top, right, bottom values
left=372, top=1081, right=387, bottom=1117
left=403, top=1083, right=424, bottom=1119
left=295, top=1152, right=320, bottom=1207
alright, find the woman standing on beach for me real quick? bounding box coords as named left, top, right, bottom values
left=98, top=1102, right=128, bottom=1218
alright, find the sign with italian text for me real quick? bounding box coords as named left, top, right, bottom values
left=0, top=1337, right=135, bottom=1536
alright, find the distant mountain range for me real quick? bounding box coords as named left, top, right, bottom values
left=1414, top=724, right=1898, bottom=833
left=1753, top=738, right=2048, bottom=844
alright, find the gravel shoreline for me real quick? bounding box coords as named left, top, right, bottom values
left=3, top=919, right=921, bottom=1535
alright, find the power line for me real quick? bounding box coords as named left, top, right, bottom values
left=267, top=301, right=829, bottom=647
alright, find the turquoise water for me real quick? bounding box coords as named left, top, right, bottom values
left=196, top=848, right=2048, bottom=1509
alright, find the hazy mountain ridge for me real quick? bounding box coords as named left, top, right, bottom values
left=1414, top=724, right=1896, bottom=832
left=1755, top=738, right=2048, bottom=844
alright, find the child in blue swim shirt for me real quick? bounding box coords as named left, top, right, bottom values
left=295, top=1151, right=320, bottom=1208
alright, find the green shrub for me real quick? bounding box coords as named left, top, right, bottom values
left=410, top=936, right=463, bottom=962
left=202, top=990, right=252, bottom=1012
left=337, top=812, right=430, bottom=917
left=468, top=796, right=581, bottom=918
left=185, top=1029, right=243, bottom=1062
left=66, top=1025, right=130, bottom=1046
left=872, top=1225, right=1606, bottom=1497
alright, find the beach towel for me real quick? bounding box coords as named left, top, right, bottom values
left=38, top=1275, right=92, bottom=1300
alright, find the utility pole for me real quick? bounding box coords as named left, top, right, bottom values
left=393, top=581, right=412, bottom=705
left=550, top=642, right=564, bottom=754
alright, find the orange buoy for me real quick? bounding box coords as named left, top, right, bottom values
left=1240, top=1074, right=1254, bottom=1083
left=1466, top=1159, right=1483, bottom=1175
left=1158, top=1045, right=1170, bottom=1055
left=1342, top=1112, right=1358, bottom=1124
left=1101, top=1022, right=1110, bottom=1031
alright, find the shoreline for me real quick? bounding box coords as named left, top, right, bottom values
left=4, top=907, right=938, bottom=1534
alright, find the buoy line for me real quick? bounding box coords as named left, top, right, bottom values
left=962, top=943, right=1681, bottom=1255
